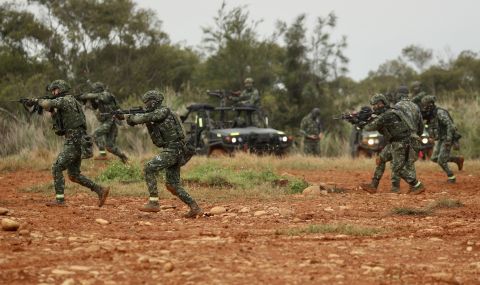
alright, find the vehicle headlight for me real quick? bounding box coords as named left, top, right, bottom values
left=367, top=138, right=375, bottom=146
left=231, top=137, right=237, bottom=143
left=279, top=136, right=288, bottom=142
left=421, top=138, right=428, bottom=144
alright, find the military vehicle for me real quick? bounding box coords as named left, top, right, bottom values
left=180, top=103, right=293, bottom=156
left=350, top=127, right=434, bottom=158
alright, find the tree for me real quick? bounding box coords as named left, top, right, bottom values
left=401, top=44, right=433, bottom=72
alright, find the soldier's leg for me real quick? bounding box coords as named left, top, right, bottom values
left=66, top=144, right=109, bottom=207
left=430, top=141, right=441, bottom=163
left=362, top=145, right=391, bottom=193
left=165, top=164, right=202, bottom=218
left=105, top=123, right=128, bottom=163
left=391, top=142, right=423, bottom=194
left=49, top=144, right=76, bottom=205
left=93, top=122, right=110, bottom=158
left=437, top=141, right=456, bottom=182
left=140, top=150, right=177, bottom=212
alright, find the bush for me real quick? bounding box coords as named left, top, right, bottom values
left=97, top=161, right=144, bottom=183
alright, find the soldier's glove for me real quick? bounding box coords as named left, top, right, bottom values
left=126, top=115, right=137, bottom=126
left=24, top=98, right=38, bottom=107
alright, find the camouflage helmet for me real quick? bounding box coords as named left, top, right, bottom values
left=244, top=77, right=254, bottom=86
left=48, top=79, right=71, bottom=94
left=91, top=82, right=106, bottom=93
left=311, top=107, right=320, bottom=117
left=395, top=85, right=409, bottom=101
left=421, top=95, right=436, bottom=105
left=142, top=90, right=164, bottom=104
left=369, top=94, right=388, bottom=106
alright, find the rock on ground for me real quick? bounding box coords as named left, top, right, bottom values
left=1, top=218, right=20, bottom=231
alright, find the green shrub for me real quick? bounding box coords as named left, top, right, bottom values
left=97, top=161, right=144, bottom=183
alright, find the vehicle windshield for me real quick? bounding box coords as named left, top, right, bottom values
left=209, top=108, right=266, bottom=128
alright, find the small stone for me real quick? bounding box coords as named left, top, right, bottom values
left=209, top=206, right=227, bottom=215
left=52, top=269, right=74, bottom=275
left=302, top=186, right=321, bottom=196
left=69, top=265, right=91, bottom=271
left=84, top=245, right=101, bottom=253
left=95, top=218, right=109, bottom=225
left=328, top=254, right=340, bottom=258
left=466, top=246, right=473, bottom=252
left=254, top=210, right=267, bottom=217
left=0, top=207, right=9, bottom=215
left=371, top=266, right=385, bottom=274
left=160, top=205, right=176, bottom=210
left=1, top=218, right=20, bottom=231
left=61, top=278, right=75, bottom=285
left=324, top=207, right=334, bottom=212
left=138, top=221, right=153, bottom=226
left=293, top=218, right=302, bottom=223
left=19, top=229, right=30, bottom=236
left=238, top=207, right=250, bottom=213
left=278, top=208, right=295, bottom=217
left=164, top=262, right=174, bottom=272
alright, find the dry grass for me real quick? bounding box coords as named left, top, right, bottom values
left=276, top=223, right=383, bottom=237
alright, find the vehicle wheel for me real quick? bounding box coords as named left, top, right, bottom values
left=209, top=148, right=228, bottom=157
left=357, top=148, right=370, bottom=158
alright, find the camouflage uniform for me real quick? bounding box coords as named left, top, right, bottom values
left=79, top=82, right=128, bottom=162
left=362, top=94, right=424, bottom=194
left=38, top=80, right=108, bottom=206
left=422, top=96, right=463, bottom=182
left=300, top=108, right=323, bottom=156
left=126, top=90, right=202, bottom=218
left=231, top=78, right=261, bottom=107
left=410, top=81, right=427, bottom=109
left=372, top=88, right=424, bottom=191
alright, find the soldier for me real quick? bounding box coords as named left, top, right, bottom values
left=360, top=94, right=425, bottom=194
left=410, top=81, right=427, bottom=108
left=362, top=87, right=424, bottom=192
left=421, top=95, right=464, bottom=182
left=300, top=108, right=324, bottom=156
left=34, top=80, right=109, bottom=206
left=78, top=82, right=128, bottom=163
left=125, top=90, right=202, bottom=218
left=231, top=78, right=260, bottom=107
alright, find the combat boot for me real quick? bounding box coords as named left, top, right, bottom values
left=94, top=153, right=108, bottom=161
left=391, top=182, right=400, bottom=194
left=359, top=179, right=379, bottom=194
left=447, top=176, right=456, bottom=183
left=94, top=187, right=110, bottom=207
left=119, top=154, right=129, bottom=164
left=453, top=156, right=464, bottom=171
left=46, top=200, right=66, bottom=207
left=409, top=181, right=425, bottom=195
left=183, top=202, right=203, bottom=219
left=139, top=201, right=160, bottom=212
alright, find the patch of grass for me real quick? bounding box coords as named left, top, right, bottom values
left=277, top=223, right=383, bottom=237
left=427, top=198, right=464, bottom=210
left=183, top=159, right=307, bottom=194
left=97, top=161, right=144, bottom=183
left=391, top=207, right=433, bottom=216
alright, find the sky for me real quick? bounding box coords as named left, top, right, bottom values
left=136, top=0, right=480, bottom=81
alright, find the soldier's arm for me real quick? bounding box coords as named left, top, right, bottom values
left=38, top=97, right=64, bottom=110
left=128, top=108, right=169, bottom=125
left=438, top=110, right=454, bottom=142
left=363, top=115, right=383, bottom=132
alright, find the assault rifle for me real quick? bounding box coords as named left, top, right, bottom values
left=1, top=95, right=54, bottom=114
left=333, top=106, right=374, bottom=127
left=100, top=106, right=147, bottom=117
left=206, top=90, right=239, bottom=107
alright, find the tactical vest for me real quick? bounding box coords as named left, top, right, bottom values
left=52, top=95, right=86, bottom=136
left=146, top=107, right=185, bottom=148
left=380, top=110, right=410, bottom=142
left=96, top=92, right=119, bottom=121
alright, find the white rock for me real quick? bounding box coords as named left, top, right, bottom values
left=238, top=207, right=250, bottom=213
left=278, top=208, right=295, bottom=217
left=69, top=265, right=91, bottom=271
left=95, top=218, right=109, bottom=225
left=254, top=210, right=267, bottom=217
left=164, top=262, right=174, bottom=272
left=209, top=206, right=227, bottom=215
left=61, top=278, right=75, bottom=285
left=1, top=218, right=20, bottom=231
left=324, top=207, right=334, bottom=212
left=0, top=207, right=9, bottom=215
left=302, top=186, right=321, bottom=196
left=52, top=269, right=74, bottom=275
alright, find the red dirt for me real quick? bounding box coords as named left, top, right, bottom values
left=1, top=164, right=480, bottom=284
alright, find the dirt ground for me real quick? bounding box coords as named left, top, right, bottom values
left=1, top=164, right=480, bottom=285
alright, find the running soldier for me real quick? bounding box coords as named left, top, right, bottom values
left=300, top=108, right=324, bottom=156
left=125, top=90, right=202, bottom=218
